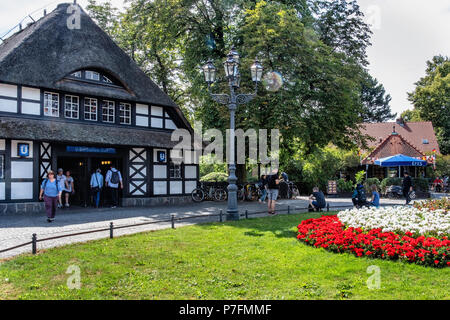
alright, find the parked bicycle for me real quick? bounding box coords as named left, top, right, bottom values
left=191, top=182, right=228, bottom=202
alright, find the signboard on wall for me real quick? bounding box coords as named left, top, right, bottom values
left=327, top=180, right=337, bottom=195
left=157, top=151, right=166, bottom=162
left=18, top=143, right=30, bottom=157
left=66, top=146, right=116, bottom=154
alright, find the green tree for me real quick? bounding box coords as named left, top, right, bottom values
left=400, top=108, right=422, bottom=122
left=360, top=71, right=395, bottom=122
left=408, top=55, right=450, bottom=154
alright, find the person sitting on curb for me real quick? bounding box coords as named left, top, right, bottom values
left=369, top=184, right=380, bottom=208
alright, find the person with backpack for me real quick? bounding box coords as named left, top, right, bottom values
left=39, top=170, right=62, bottom=222
left=267, top=169, right=280, bottom=215
left=90, top=168, right=104, bottom=208
left=105, top=164, right=123, bottom=208
left=402, top=171, right=413, bottom=205
left=352, top=183, right=367, bottom=208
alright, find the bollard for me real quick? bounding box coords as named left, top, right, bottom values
left=110, top=222, right=114, bottom=239
left=219, top=209, right=223, bottom=222
left=171, top=215, right=175, bottom=229
left=32, top=233, right=37, bottom=255
left=288, top=205, right=290, bottom=214
left=245, top=210, right=248, bottom=219
left=327, top=203, right=330, bottom=212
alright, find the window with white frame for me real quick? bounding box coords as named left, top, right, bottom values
left=84, top=98, right=98, bottom=121
left=71, top=71, right=82, bottom=78
left=169, top=162, right=182, bottom=179
left=43, top=92, right=59, bottom=117
left=85, top=70, right=100, bottom=81
left=119, top=102, right=131, bottom=124
left=102, top=75, right=113, bottom=84
left=64, top=95, right=79, bottom=119
left=102, top=100, right=115, bottom=123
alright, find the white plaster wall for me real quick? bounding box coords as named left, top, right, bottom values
left=0, top=139, right=5, bottom=150
left=151, top=117, right=163, bottom=128
left=185, top=181, right=197, bottom=194
left=136, top=103, right=148, bottom=115
left=153, top=181, right=167, bottom=195
left=0, top=182, right=5, bottom=200
left=11, top=161, right=33, bottom=179
left=165, top=119, right=177, bottom=130
left=11, top=182, right=33, bottom=200
left=0, top=83, right=17, bottom=97
left=170, top=181, right=182, bottom=194
left=11, top=140, right=33, bottom=158
left=151, top=105, right=163, bottom=116
left=0, top=98, right=17, bottom=113
left=136, top=115, right=149, bottom=127
left=22, top=101, right=41, bottom=115
left=22, top=87, right=40, bottom=100
left=153, top=165, right=167, bottom=179
left=184, top=166, right=197, bottom=179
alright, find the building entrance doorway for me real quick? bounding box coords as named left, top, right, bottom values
left=57, top=156, right=123, bottom=208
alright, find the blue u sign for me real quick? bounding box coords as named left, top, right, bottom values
left=18, top=143, right=30, bottom=157
left=157, top=151, right=166, bottom=162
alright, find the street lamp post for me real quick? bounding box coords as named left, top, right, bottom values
left=202, top=47, right=263, bottom=221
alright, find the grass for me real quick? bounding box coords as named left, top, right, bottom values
left=0, top=212, right=449, bottom=300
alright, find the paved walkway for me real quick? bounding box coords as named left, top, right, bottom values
left=0, top=196, right=409, bottom=259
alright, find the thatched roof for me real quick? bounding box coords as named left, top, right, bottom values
left=0, top=116, right=180, bottom=148
left=0, top=3, right=191, bottom=131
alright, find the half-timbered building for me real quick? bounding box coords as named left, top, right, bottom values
left=0, top=3, right=198, bottom=214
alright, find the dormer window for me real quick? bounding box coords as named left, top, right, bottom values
left=66, top=69, right=123, bottom=88
left=422, top=139, right=429, bottom=144
left=85, top=70, right=100, bottom=81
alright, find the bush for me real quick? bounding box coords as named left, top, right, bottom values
left=337, top=178, right=353, bottom=193
left=200, top=172, right=228, bottom=182
left=380, top=177, right=402, bottom=193
left=412, top=177, right=429, bottom=192
left=364, top=178, right=381, bottom=193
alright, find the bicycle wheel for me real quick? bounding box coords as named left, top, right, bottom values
left=191, top=188, right=205, bottom=202
left=246, top=186, right=257, bottom=201
left=214, top=188, right=227, bottom=201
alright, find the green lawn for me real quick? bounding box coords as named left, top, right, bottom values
left=0, top=212, right=449, bottom=300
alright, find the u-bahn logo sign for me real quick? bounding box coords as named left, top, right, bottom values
left=18, top=143, right=30, bottom=157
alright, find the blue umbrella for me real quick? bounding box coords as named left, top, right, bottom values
left=374, top=154, right=427, bottom=167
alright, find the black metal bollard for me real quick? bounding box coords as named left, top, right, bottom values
left=245, top=210, right=248, bottom=219
left=327, top=203, right=330, bottom=212
left=219, top=209, right=223, bottom=222
left=32, top=233, right=37, bottom=255
left=110, top=222, right=114, bottom=239
left=171, top=215, right=175, bottom=229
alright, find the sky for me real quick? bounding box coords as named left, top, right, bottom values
left=0, top=0, right=449, bottom=118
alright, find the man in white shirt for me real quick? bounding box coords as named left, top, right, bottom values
left=105, top=165, right=123, bottom=208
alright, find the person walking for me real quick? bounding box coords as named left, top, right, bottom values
left=402, top=171, right=413, bottom=205
left=267, top=169, right=280, bottom=215
left=56, top=168, right=66, bottom=208
left=90, top=169, right=104, bottom=208
left=63, top=170, right=74, bottom=208
left=105, top=164, right=123, bottom=208
left=258, top=174, right=267, bottom=203
left=39, top=170, right=62, bottom=223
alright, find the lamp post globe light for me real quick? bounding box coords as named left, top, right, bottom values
left=202, top=46, right=263, bottom=221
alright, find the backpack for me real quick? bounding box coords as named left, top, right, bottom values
left=43, top=178, right=60, bottom=192
left=110, top=170, right=120, bottom=184
left=356, top=185, right=366, bottom=202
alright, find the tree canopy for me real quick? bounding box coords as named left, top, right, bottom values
left=86, top=0, right=394, bottom=161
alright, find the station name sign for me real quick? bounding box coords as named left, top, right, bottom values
left=66, top=146, right=116, bottom=154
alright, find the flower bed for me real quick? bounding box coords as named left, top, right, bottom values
left=297, top=215, right=450, bottom=268
left=337, top=206, right=449, bottom=237
left=414, top=197, right=450, bottom=212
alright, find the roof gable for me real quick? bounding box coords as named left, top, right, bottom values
left=0, top=3, right=176, bottom=108
left=359, top=121, right=440, bottom=154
